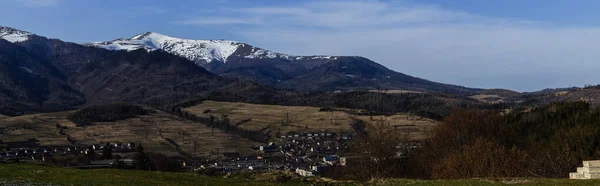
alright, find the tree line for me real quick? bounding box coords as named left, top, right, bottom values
left=67, top=103, right=151, bottom=126
left=163, top=105, right=270, bottom=143
left=179, top=90, right=504, bottom=120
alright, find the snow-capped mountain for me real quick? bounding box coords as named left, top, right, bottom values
left=84, top=31, right=478, bottom=93
left=0, top=26, right=273, bottom=116
left=85, top=32, right=292, bottom=66
left=0, top=26, right=478, bottom=95
left=0, top=26, right=31, bottom=43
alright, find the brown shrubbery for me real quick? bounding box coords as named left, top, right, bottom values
left=409, top=101, right=600, bottom=179
left=431, top=138, right=528, bottom=179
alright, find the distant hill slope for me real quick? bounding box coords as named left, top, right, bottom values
left=477, top=89, right=521, bottom=97
left=86, top=31, right=479, bottom=94
left=275, top=56, right=475, bottom=93
left=183, top=101, right=438, bottom=140
left=517, top=87, right=600, bottom=107
left=0, top=39, right=85, bottom=115
left=469, top=89, right=522, bottom=103
left=0, top=106, right=257, bottom=157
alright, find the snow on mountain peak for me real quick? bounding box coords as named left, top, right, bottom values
left=0, top=26, right=31, bottom=43
left=86, top=32, right=245, bottom=64
left=85, top=32, right=301, bottom=65
left=130, top=32, right=154, bottom=40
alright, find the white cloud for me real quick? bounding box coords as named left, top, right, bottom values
left=15, top=0, right=61, bottom=7
left=176, top=0, right=600, bottom=91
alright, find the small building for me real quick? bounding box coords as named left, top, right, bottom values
left=296, top=168, right=314, bottom=177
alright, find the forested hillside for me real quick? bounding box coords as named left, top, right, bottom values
left=404, top=101, right=600, bottom=179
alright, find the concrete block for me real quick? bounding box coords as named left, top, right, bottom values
left=570, top=172, right=585, bottom=179
left=582, top=167, right=600, bottom=174
left=582, top=160, right=600, bottom=168
left=584, top=173, right=600, bottom=179
left=578, top=167, right=584, bottom=173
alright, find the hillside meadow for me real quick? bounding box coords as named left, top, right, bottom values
left=183, top=101, right=437, bottom=140
left=0, top=108, right=257, bottom=157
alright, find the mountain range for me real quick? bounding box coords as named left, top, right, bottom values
left=0, top=26, right=476, bottom=116
left=84, top=31, right=477, bottom=93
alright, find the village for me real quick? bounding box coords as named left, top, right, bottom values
left=0, top=130, right=361, bottom=177
left=193, top=131, right=354, bottom=177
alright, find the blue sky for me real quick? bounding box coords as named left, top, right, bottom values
left=2, top=0, right=600, bottom=92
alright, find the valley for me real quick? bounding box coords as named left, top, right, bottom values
left=1, top=22, right=600, bottom=184
left=0, top=100, right=436, bottom=157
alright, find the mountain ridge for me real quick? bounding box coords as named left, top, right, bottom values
left=0, top=26, right=281, bottom=116
left=0, top=25, right=484, bottom=116
left=85, top=29, right=478, bottom=93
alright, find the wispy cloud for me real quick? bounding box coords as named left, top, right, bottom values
left=183, top=1, right=490, bottom=28
left=14, top=0, right=61, bottom=7
left=174, top=17, right=263, bottom=25
left=176, top=0, right=600, bottom=91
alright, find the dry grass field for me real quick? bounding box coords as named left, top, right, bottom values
left=184, top=101, right=438, bottom=140
left=0, top=114, right=7, bottom=119
left=0, top=109, right=257, bottom=157
left=469, top=94, right=506, bottom=103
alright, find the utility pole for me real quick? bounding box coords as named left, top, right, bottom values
left=330, top=111, right=334, bottom=125
left=217, top=147, right=221, bottom=162
left=193, top=140, right=197, bottom=157
left=235, top=136, right=239, bottom=150
left=145, top=125, right=149, bottom=142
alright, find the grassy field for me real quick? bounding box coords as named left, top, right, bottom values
left=183, top=101, right=438, bottom=139
left=0, top=109, right=258, bottom=157
left=1, top=163, right=599, bottom=186
left=0, top=163, right=305, bottom=186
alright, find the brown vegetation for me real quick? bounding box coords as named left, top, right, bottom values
left=431, top=138, right=528, bottom=179
left=343, top=101, right=600, bottom=180
left=411, top=101, right=600, bottom=179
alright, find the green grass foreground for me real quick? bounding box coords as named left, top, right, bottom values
left=1, top=163, right=600, bottom=186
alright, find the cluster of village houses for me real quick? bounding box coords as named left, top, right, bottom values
left=1, top=131, right=356, bottom=177
left=0, top=142, right=137, bottom=163
left=195, top=131, right=353, bottom=177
